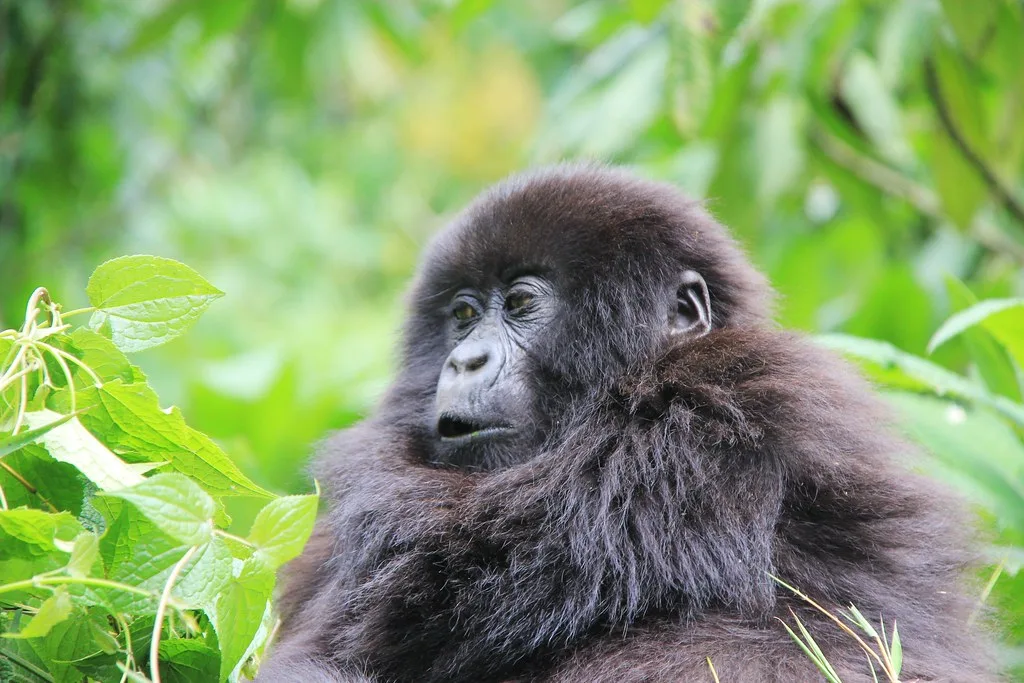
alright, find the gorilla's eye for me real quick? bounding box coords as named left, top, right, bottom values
left=452, top=301, right=478, bottom=322
left=504, top=291, right=534, bottom=314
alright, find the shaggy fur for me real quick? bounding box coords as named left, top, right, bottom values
left=257, top=165, right=997, bottom=682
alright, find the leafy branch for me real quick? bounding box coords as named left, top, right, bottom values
left=0, top=256, right=318, bottom=682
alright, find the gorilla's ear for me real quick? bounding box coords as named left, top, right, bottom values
left=670, top=270, right=712, bottom=338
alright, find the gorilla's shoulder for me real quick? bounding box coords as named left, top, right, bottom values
left=615, top=328, right=895, bottom=459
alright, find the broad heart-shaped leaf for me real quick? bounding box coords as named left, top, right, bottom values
left=214, top=557, right=275, bottom=681
left=26, top=610, right=117, bottom=683
left=86, top=255, right=224, bottom=353
left=24, top=410, right=146, bottom=491
left=91, top=381, right=271, bottom=498
left=102, top=473, right=215, bottom=545
left=159, top=638, right=221, bottom=683
left=0, top=510, right=81, bottom=602
left=91, top=500, right=230, bottom=613
left=248, top=494, right=318, bottom=570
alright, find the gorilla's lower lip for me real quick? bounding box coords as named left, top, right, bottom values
left=437, top=415, right=514, bottom=441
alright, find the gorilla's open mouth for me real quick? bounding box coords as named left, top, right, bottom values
left=437, top=414, right=513, bottom=441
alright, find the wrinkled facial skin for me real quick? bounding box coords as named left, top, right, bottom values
left=431, top=275, right=555, bottom=470
left=430, top=270, right=712, bottom=471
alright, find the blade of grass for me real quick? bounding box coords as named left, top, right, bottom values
left=779, top=618, right=844, bottom=683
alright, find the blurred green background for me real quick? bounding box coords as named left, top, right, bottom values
left=3, top=0, right=1024, bottom=674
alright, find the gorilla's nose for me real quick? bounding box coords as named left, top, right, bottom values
left=446, top=340, right=491, bottom=374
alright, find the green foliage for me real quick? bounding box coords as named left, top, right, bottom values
left=0, top=259, right=318, bottom=682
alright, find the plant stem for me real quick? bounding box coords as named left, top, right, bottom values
left=150, top=545, right=199, bottom=683
left=60, top=307, right=95, bottom=319
left=969, top=558, right=1005, bottom=627
left=214, top=529, right=256, bottom=547
left=0, top=575, right=165, bottom=600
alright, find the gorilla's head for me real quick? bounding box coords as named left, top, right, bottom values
left=390, top=164, right=773, bottom=470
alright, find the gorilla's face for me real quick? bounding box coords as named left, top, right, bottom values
left=432, top=274, right=556, bottom=469
left=428, top=268, right=713, bottom=470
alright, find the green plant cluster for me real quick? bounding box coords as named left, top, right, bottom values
left=0, top=256, right=318, bottom=683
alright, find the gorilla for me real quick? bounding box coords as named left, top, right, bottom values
left=257, top=165, right=997, bottom=682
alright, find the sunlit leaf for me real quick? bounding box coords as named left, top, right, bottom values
left=3, top=590, right=73, bottom=639
left=87, top=255, right=224, bottom=353
left=24, top=410, right=145, bottom=491
left=248, top=494, right=318, bottom=570
left=941, top=280, right=1021, bottom=401
left=818, top=334, right=1024, bottom=429
left=0, top=411, right=78, bottom=459
left=927, top=299, right=1024, bottom=356
left=214, top=557, right=275, bottom=681
left=103, top=473, right=216, bottom=545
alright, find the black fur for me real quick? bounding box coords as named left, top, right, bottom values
left=258, top=165, right=998, bottom=682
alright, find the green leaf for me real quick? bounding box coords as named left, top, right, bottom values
left=933, top=125, right=987, bottom=230
left=23, top=410, right=146, bottom=491
left=0, top=445, right=86, bottom=515
left=173, top=536, right=233, bottom=609
left=840, top=51, right=912, bottom=166
left=29, top=612, right=112, bottom=682
left=938, top=0, right=998, bottom=57
left=793, top=614, right=841, bottom=681
left=0, top=411, right=78, bottom=458
left=886, top=391, right=1024, bottom=532
left=248, top=494, right=318, bottom=570
left=982, top=307, right=1024, bottom=370
left=86, top=255, right=224, bottom=353
left=0, top=509, right=81, bottom=555
left=877, top=0, right=938, bottom=88
left=0, top=633, right=52, bottom=682
left=3, top=590, right=73, bottom=639
left=755, top=95, right=806, bottom=204
left=927, top=298, right=1024, bottom=355
left=890, top=622, right=902, bottom=675
left=94, top=504, right=225, bottom=612
left=214, top=557, right=275, bottom=681
left=159, top=638, right=221, bottom=683
left=65, top=532, right=100, bottom=578
left=844, top=604, right=878, bottom=638
left=780, top=618, right=842, bottom=683
left=64, top=328, right=147, bottom=386
left=942, top=280, right=1021, bottom=401
left=103, top=473, right=215, bottom=545
left=92, top=381, right=271, bottom=498
left=932, top=39, right=990, bottom=160
left=817, top=334, right=1024, bottom=429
